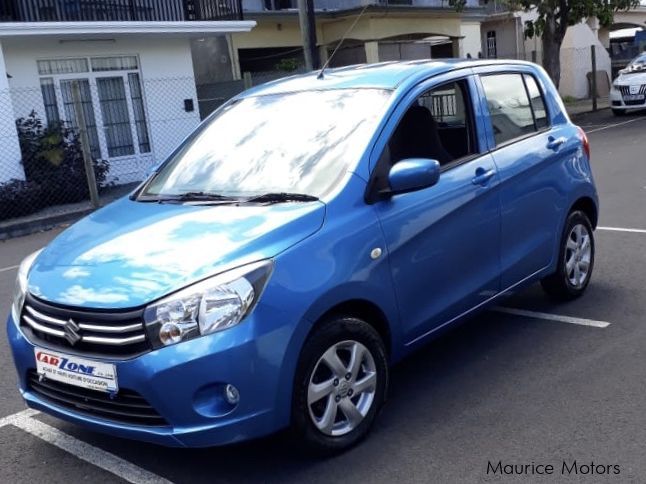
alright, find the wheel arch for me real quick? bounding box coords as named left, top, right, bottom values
left=570, top=196, right=598, bottom=228
left=308, top=299, right=393, bottom=358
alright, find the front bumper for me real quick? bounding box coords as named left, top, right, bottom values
left=7, top=308, right=296, bottom=447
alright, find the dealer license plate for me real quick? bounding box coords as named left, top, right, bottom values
left=623, top=94, right=645, bottom=101
left=35, top=347, right=117, bottom=393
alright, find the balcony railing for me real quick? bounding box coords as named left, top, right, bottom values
left=0, top=0, right=243, bottom=22
left=243, top=0, right=479, bottom=11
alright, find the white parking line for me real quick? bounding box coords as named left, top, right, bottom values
left=494, top=307, right=610, bottom=328
left=0, top=264, right=19, bottom=273
left=0, top=408, right=39, bottom=427
left=598, top=226, right=646, bottom=234
left=586, top=116, right=646, bottom=133
left=0, top=409, right=170, bottom=484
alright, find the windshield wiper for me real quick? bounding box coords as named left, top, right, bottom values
left=138, top=191, right=238, bottom=203
left=241, top=192, right=319, bottom=204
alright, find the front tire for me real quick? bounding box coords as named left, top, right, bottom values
left=612, top=108, right=626, bottom=117
left=541, top=210, right=595, bottom=301
left=292, top=316, right=388, bottom=455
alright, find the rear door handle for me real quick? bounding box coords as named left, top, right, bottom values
left=547, top=136, right=566, bottom=150
left=472, top=167, right=496, bottom=186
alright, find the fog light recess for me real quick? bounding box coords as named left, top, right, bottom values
left=193, top=383, right=240, bottom=417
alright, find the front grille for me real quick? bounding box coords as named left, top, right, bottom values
left=618, top=84, right=646, bottom=96
left=27, top=370, right=168, bottom=427
left=20, top=295, right=150, bottom=358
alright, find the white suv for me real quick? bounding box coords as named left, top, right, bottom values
left=610, top=52, right=646, bottom=116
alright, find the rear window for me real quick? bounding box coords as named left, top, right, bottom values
left=480, top=73, right=548, bottom=146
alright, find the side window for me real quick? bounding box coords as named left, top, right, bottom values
left=480, top=73, right=535, bottom=146
left=523, top=74, right=548, bottom=129
left=388, top=80, right=477, bottom=168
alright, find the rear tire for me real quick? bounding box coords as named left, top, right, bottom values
left=541, top=210, right=595, bottom=301
left=291, top=316, right=388, bottom=455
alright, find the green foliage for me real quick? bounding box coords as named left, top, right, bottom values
left=275, top=58, right=301, bottom=72
left=448, top=0, right=469, bottom=11
left=0, top=112, right=112, bottom=221
left=16, top=111, right=110, bottom=189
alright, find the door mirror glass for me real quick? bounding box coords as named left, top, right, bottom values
left=388, top=158, right=440, bottom=195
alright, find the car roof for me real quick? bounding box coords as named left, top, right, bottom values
left=240, top=59, right=537, bottom=97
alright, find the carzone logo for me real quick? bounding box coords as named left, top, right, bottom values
left=36, top=351, right=96, bottom=375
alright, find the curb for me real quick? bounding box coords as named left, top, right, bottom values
left=568, top=107, right=610, bottom=118
left=0, top=207, right=93, bottom=241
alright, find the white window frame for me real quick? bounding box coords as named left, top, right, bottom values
left=37, top=55, right=152, bottom=162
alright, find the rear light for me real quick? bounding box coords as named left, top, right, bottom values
left=577, top=126, right=590, bottom=160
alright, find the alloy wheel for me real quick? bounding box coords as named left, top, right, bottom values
left=565, top=223, right=592, bottom=288
left=307, top=340, right=377, bottom=437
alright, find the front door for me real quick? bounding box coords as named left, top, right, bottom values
left=371, top=76, right=501, bottom=344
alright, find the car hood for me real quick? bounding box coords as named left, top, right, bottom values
left=28, top=197, right=325, bottom=309
left=615, top=71, right=646, bottom=85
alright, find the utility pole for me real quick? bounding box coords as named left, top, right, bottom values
left=297, top=0, right=320, bottom=70
left=71, top=81, right=100, bottom=209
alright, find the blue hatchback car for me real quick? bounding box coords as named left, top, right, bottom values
left=8, top=60, right=598, bottom=453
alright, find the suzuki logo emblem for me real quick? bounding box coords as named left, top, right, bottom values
left=64, top=318, right=82, bottom=345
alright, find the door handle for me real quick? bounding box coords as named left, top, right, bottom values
left=472, top=167, right=496, bottom=186
left=547, top=136, right=566, bottom=150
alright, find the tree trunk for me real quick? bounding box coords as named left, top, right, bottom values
left=542, top=15, right=564, bottom=89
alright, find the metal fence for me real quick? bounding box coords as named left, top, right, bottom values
left=0, top=75, right=202, bottom=227
left=0, top=0, right=244, bottom=22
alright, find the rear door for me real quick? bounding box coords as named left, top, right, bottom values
left=474, top=67, right=573, bottom=288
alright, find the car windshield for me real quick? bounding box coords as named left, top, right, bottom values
left=139, top=88, right=392, bottom=201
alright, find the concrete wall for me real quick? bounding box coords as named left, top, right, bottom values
left=0, top=41, right=25, bottom=182
left=191, top=35, right=235, bottom=84
left=232, top=13, right=482, bottom=66
left=232, top=14, right=470, bottom=49
left=560, top=22, right=612, bottom=98
left=2, top=36, right=200, bottom=184
left=480, top=16, right=522, bottom=58
left=460, top=22, right=482, bottom=59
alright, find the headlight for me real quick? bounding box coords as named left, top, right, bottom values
left=11, top=249, right=42, bottom=322
left=143, top=260, right=273, bottom=348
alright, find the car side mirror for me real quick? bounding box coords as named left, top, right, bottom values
left=388, top=158, right=441, bottom=195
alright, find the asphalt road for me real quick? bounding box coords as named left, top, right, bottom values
left=1, top=109, right=646, bottom=483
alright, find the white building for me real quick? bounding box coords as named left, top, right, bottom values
left=0, top=1, right=255, bottom=184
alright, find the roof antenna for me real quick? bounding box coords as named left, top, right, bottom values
left=317, top=4, right=370, bottom=80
